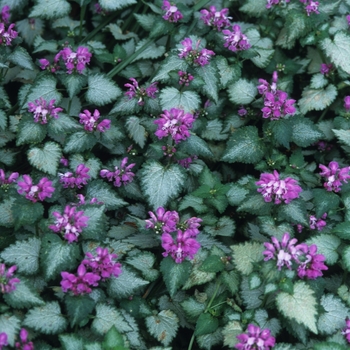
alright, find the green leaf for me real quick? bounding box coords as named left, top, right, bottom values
left=26, top=75, right=62, bottom=105
left=0, top=314, right=21, bottom=347
left=181, top=297, right=206, bottom=323
left=179, top=194, right=208, bottom=213
left=333, top=129, right=350, bottom=147
left=134, top=13, right=158, bottom=32
left=276, top=281, right=318, bottom=333
left=160, top=257, right=191, bottom=297
left=30, top=0, right=71, bottom=19
left=107, top=266, right=149, bottom=299
left=321, top=31, right=350, bottom=75
left=126, top=251, right=159, bottom=282
left=23, top=301, right=67, bottom=334
left=110, top=97, right=141, bottom=116
left=220, top=270, right=240, bottom=294
left=40, top=233, right=81, bottom=281
left=240, top=0, right=267, bottom=16
left=201, top=119, right=227, bottom=141
left=152, top=54, right=188, bottom=83
left=102, top=325, right=126, bottom=349
left=80, top=206, right=107, bottom=241
left=333, top=222, right=350, bottom=240
left=125, top=116, right=147, bottom=148
left=195, top=313, right=219, bottom=336
left=59, top=334, right=84, bottom=350
left=99, top=0, right=137, bottom=11
left=3, top=277, right=45, bottom=309
left=226, top=184, right=249, bottom=206
left=254, top=309, right=281, bottom=336
left=146, top=310, right=179, bottom=346
left=63, top=131, right=96, bottom=153
left=86, top=180, right=127, bottom=210
left=222, top=126, right=265, bottom=164
left=278, top=199, right=308, bottom=226
left=12, top=199, right=44, bottom=229
left=312, top=189, right=340, bottom=218
left=0, top=237, right=41, bottom=275
left=159, top=87, right=201, bottom=113
left=47, top=114, right=81, bottom=137
left=8, top=46, right=35, bottom=70
left=343, top=246, right=350, bottom=272
left=27, top=141, right=62, bottom=175
left=314, top=342, right=347, bottom=350
left=92, top=303, right=132, bottom=335
left=270, top=119, right=293, bottom=148
left=231, top=242, right=264, bottom=275
left=228, top=79, right=257, bottom=105
left=311, top=73, right=328, bottom=89
left=204, top=216, right=235, bottom=237
left=195, top=64, right=219, bottom=103
left=132, top=38, right=165, bottom=62
left=291, top=117, right=323, bottom=147
left=199, top=255, right=225, bottom=273
left=178, top=134, right=214, bottom=158
left=246, top=29, right=274, bottom=68
left=317, top=294, right=350, bottom=335
left=65, top=294, right=95, bottom=327
left=62, top=74, right=87, bottom=99
left=86, top=74, right=122, bottom=106
left=222, top=321, right=243, bottom=348
left=140, top=161, right=186, bottom=210
left=216, top=56, right=241, bottom=88
left=259, top=216, right=293, bottom=238
left=237, top=194, right=272, bottom=216
left=17, top=118, right=47, bottom=146
left=298, top=84, right=338, bottom=114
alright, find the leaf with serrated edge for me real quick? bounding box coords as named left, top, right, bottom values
left=228, top=79, right=257, bottom=105
left=23, top=301, right=67, bottom=334
left=30, top=0, right=71, bottom=19
left=59, top=334, right=84, bottom=350
left=126, top=116, right=147, bottom=148
left=160, top=87, right=201, bottom=113
left=0, top=314, right=21, bottom=346
left=276, top=281, right=318, bottom=333
left=306, top=234, right=340, bottom=265
left=152, top=54, right=188, bottom=82
left=26, top=75, right=62, bottom=105
left=99, top=0, right=137, bottom=11
left=231, top=242, right=264, bottom=275
left=0, top=237, right=41, bottom=274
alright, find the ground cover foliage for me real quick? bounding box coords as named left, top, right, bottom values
left=1, top=0, right=350, bottom=349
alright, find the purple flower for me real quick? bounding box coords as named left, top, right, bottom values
left=0, top=263, right=20, bottom=294
left=145, top=207, right=179, bottom=234
left=162, top=1, right=183, bottom=23
left=0, top=22, right=17, bottom=45
left=222, top=24, right=251, bottom=52
left=258, top=71, right=278, bottom=95
left=55, top=46, right=92, bottom=74
left=178, top=37, right=215, bottom=66
left=100, top=157, right=135, bottom=187
left=60, top=157, right=69, bottom=167
left=238, top=106, right=247, bottom=117
left=347, top=15, right=350, bottom=26
left=0, top=169, right=19, bottom=185
left=161, top=230, right=200, bottom=263
left=256, top=170, right=302, bottom=204
left=79, top=109, right=111, bottom=132
left=178, top=155, right=198, bottom=169
left=154, top=108, right=195, bottom=144
left=15, top=328, right=34, bottom=350
left=319, top=161, right=350, bottom=192
left=296, top=244, right=328, bottom=279
left=262, top=91, right=296, bottom=120
left=309, top=213, right=327, bottom=231
left=200, top=6, right=231, bottom=31
left=342, top=318, right=350, bottom=344
left=266, top=0, right=290, bottom=8
left=124, top=78, right=158, bottom=106
left=0, top=333, right=8, bottom=350
left=236, top=324, right=275, bottom=350
left=1, top=5, right=10, bottom=24
left=28, top=98, right=63, bottom=124
left=344, top=96, right=350, bottom=111
left=49, top=205, right=89, bottom=243
left=59, top=164, right=90, bottom=189
left=320, top=63, right=333, bottom=75
left=82, top=247, right=122, bottom=280
left=315, top=140, right=333, bottom=152
left=178, top=70, right=194, bottom=86
left=300, top=0, right=319, bottom=16
left=61, top=264, right=100, bottom=295
left=18, top=175, right=55, bottom=202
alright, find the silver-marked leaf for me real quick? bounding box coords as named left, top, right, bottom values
left=29, top=0, right=71, bottom=19
left=26, top=75, right=62, bottom=105
left=126, top=116, right=147, bottom=148
left=0, top=314, right=21, bottom=346
left=160, top=87, right=201, bottom=113
left=228, top=79, right=257, bottom=105
left=99, top=0, right=137, bottom=11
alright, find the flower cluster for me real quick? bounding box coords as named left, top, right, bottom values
left=124, top=78, right=158, bottom=106
left=300, top=0, right=319, bottom=16
left=263, top=232, right=328, bottom=279
left=178, top=70, right=194, bottom=86
left=100, top=157, right=136, bottom=187
left=319, top=161, right=350, bottom=192
left=49, top=205, right=89, bottom=243
left=320, top=63, right=333, bottom=75
left=18, top=175, right=55, bottom=202
left=256, top=170, right=302, bottom=204
left=61, top=247, right=121, bottom=295
left=222, top=24, right=251, bottom=52
left=200, top=6, right=231, bottom=31
left=154, top=108, right=195, bottom=143
left=28, top=98, right=63, bottom=124
left=342, top=318, right=350, bottom=344
left=266, top=0, right=290, bottom=9
left=59, top=164, right=90, bottom=189
left=162, top=144, right=177, bottom=157
left=0, top=169, right=18, bottom=186
left=178, top=37, right=215, bottom=66
left=178, top=155, right=198, bottom=169
left=235, top=324, right=275, bottom=350
left=15, top=328, right=34, bottom=350
left=40, top=46, right=92, bottom=74
left=258, top=71, right=296, bottom=120
left=297, top=213, right=327, bottom=233
left=0, top=263, right=20, bottom=293
left=0, top=5, right=17, bottom=46
left=145, top=207, right=202, bottom=263
left=0, top=333, right=7, bottom=350
left=79, top=109, right=111, bottom=132
left=162, top=1, right=183, bottom=23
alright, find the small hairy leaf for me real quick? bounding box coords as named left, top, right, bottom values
left=126, top=251, right=159, bottom=282
left=278, top=199, right=308, bottom=226
left=159, top=87, right=201, bottom=113
left=17, top=118, right=47, bottom=146
left=228, top=79, right=257, bottom=105
left=195, top=313, right=219, bottom=336
left=126, top=116, right=147, bottom=148
left=306, top=234, right=340, bottom=266
left=133, top=38, right=165, bottom=62
left=152, top=54, right=188, bottom=83
left=0, top=314, right=21, bottom=347
left=291, top=118, right=323, bottom=147
left=65, top=294, right=96, bottom=327
left=231, top=242, right=264, bottom=275
left=195, top=64, right=219, bottom=103
left=222, top=321, right=242, bottom=348
left=8, top=46, right=35, bottom=70
left=63, top=131, right=96, bottom=153
left=30, top=0, right=71, bottom=19
left=216, top=56, right=241, bottom=88
left=26, top=75, right=62, bottom=105
left=59, top=334, right=84, bottom=350
left=80, top=206, right=107, bottom=241
left=276, top=281, right=318, bottom=333
left=99, top=0, right=137, bottom=11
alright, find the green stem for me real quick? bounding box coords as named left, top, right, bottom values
left=318, top=107, right=329, bottom=122
left=187, top=334, right=196, bottom=350
left=67, top=98, right=72, bottom=115
left=79, top=5, right=87, bottom=41
left=192, top=0, right=212, bottom=12
left=121, top=1, right=144, bottom=32
left=107, top=38, right=154, bottom=78
left=6, top=102, right=19, bottom=116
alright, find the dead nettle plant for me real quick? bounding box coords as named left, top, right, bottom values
left=1, top=0, right=350, bottom=349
